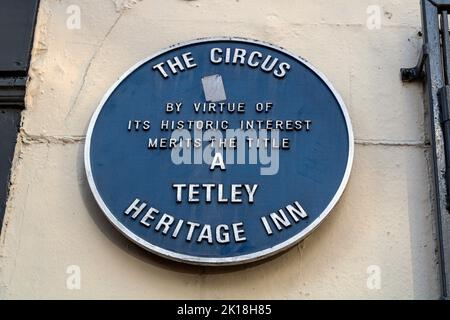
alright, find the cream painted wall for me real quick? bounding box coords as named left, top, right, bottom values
left=0, top=0, right=440, bottom=299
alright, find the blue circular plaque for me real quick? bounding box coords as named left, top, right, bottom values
left=85, top=38, right=353, bottom=265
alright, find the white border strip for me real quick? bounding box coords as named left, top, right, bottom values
left=84, top=37, right=354, bottom=266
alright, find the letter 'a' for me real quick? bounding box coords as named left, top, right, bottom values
left=210, top=153, right=226, bottom=171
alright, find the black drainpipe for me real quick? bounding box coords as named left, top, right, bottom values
left=401, top=0, right=450, bottom=300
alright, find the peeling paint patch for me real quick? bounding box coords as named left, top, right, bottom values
left=111, top=0, right=143, bottom=13
left=384, top=10, right=393, bottom=20
left=25, top=2, right=50, bottom=111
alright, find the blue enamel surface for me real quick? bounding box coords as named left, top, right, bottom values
left=88, top=40, right=351, bottom=260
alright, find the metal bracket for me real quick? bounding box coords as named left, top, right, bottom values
left=401, top=44, right=429, bottom=82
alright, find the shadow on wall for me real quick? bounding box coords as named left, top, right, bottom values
left=407, top=130, right=440, bottom=299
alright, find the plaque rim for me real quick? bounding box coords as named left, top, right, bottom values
left=84, top=37, right=355, bottom=266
